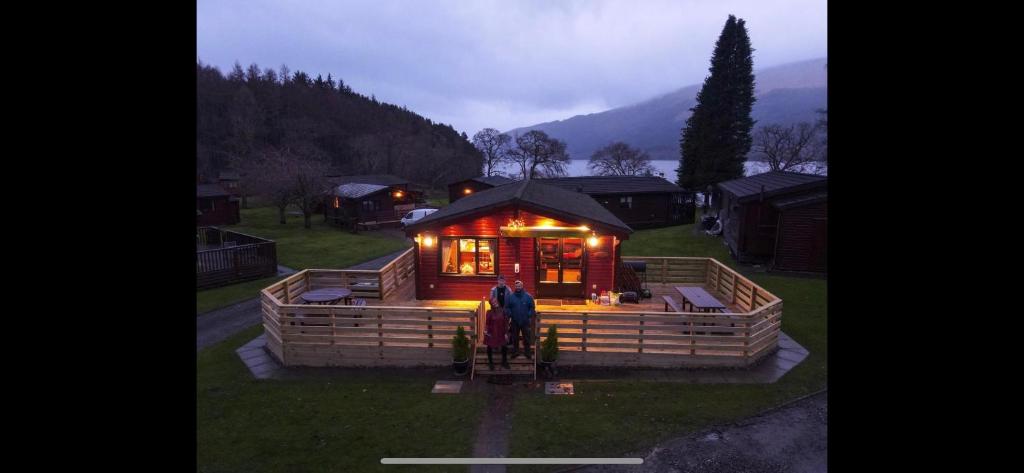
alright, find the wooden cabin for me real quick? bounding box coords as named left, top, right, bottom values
left=217, top=171, right=242, bottom=197
left=404, top=179, right=633, bottom=301
left=715, top=171, right=827, bottom=273
left=197, top=183, right=240, bottom=226
left=448, top=175, right=517, bottom=203
left=323, top=174, right=427, bottom=228
left=536, top=176, right=696, bottom=228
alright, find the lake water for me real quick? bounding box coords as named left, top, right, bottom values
left=492, top=160, right=828, bottom=179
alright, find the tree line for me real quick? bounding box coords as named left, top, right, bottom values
left=472, top=128, right=658, bottom=178
left=197, top=60, right=484, bottom=195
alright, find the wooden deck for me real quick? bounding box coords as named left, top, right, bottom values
left=261, top=255, right=782, bottom=369
left=372, top=283, right=742, bottom=313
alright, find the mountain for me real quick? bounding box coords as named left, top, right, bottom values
left=506, top=57, right=827, bottom=162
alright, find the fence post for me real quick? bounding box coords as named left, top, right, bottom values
left=427, top=310, right=433, bottom=348
left=581, top=316, right=588, bottom=352
left=638, top=313, right=644, bottom=354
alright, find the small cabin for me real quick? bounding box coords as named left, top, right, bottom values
left=404, top=179, right=633, bottom=301
left=217, top=171, right=242, bottom=197
left=448, top=175, right=517, bottom=203
left=715, top=171, right=827, bottom=273
left=323, top=174, right=426, bottom=228
left=197, top=184, right=240, bottom=226
left=536, top=176, right=696, bottom=228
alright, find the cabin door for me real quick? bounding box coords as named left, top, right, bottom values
left=536, top=237, right=586, bottom=299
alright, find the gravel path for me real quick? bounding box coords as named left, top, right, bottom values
left=568, top=390, right=827, bottom=473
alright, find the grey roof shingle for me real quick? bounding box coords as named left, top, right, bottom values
left=717, top=171, right=827, bottom=202
left=325, top=174, right=409, bottom=186
left=406, top=179, right=632, bottom=234
left=472, top=175, right=516, bottom=186
left=536, top=176, right=687, bottom=195
left=197, top=184, right=231, bottom=198
left=334, top=182, right=389, bottom=199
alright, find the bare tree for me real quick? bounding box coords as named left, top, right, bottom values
left=286, top=155, right=329, bottom=229
left=752, top=122, right=825, bottom=173
left=472, top=128, right=512, bottom=176
left=588, top=142, right=656, bottom=176
left=506, top=130, right=570, bottom=179
left=250, top=148, right=296, bottom=224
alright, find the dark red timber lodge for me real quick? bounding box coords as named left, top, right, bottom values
left=404, top=178, right=633, bottom=302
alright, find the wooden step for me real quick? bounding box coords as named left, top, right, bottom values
left=473, top=363, right=535, bottom=375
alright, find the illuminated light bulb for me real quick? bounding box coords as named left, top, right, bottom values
left=464, top=188, right=472, bottom=195
left=588, top=234, right=600, bottom=247
left=422, top=236, right=433, bottom=247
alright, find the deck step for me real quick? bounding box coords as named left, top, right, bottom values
left=473, top=364, right=536, bottom=375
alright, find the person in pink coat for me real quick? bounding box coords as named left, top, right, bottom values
left=484, top=275, right=511, bottom=370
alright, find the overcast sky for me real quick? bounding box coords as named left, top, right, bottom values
left=198, top=0, right=826, bottom=135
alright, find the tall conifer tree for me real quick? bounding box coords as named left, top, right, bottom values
left=677, top=15, right=756, bottom=205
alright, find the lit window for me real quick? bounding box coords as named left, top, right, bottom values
left=440, top=238, right=497, bottom=275
left=620, top=196, right=632, bottom=209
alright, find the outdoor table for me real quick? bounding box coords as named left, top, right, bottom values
left=300, top=288, right=353, bottom=305
left=674, top=286, right=727, bottom=313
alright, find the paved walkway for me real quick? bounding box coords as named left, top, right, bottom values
left=568, top=390, right=827, bottom=473
left=235, top=334, right=285, bottom=379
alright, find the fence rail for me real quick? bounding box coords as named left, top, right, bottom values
left=197, top=227, right=277, bottom=289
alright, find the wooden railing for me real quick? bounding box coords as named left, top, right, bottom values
left=537, top=258, right=783, bottom=368
left=197, top=227, right=277, bottom=289
left=261, top=289, right=484, bottom=367
left=262, top=247, right=414, bottom=302
left=535, top=303, right=781, bottom=368
left=619, top=257, right=708, bottom=285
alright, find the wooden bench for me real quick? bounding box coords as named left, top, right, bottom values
left=662, top=295, right=683, bottom=312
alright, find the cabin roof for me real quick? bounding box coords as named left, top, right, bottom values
left=325, top=173, right=409, bottom=186
left=535, top=175, right=687, bottom=195
left=406, top=179, right=633, bottom=234
left=469, top=175, right=517, bottom=186
left=197, top=184, right=231, bottom=198
left=334, top=183, right=390, bottom=199
left=718, top=171, right=827, bottom=203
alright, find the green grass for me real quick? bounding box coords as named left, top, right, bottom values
left=225, top=206, right=411, bottom=270
left=197, top=276, right=284, bottom=315
left=198, top=327, right=486, bottom=473
left=506, top=221, right=827, bottom=471
left=196, top=206, right=410, bottom=315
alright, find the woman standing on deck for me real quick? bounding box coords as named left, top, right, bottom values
left=484, top=275, right=511, bottom=370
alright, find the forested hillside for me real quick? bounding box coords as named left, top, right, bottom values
left=197, top=61, right=483, bottom=188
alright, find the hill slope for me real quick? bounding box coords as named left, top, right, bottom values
left=507, top=58, right=827, bottom=161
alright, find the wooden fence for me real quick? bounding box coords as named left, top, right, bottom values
left=262, top=255, right=784, bottom=369
left=537, top=257, right=783, bottom=367
left=197, top=227, right=277, bottom=289
left=262, top=294, right=483, bottom=367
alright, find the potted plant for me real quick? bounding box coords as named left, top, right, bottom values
left=539, top=325, right=558, bottom=378
left=452, top=325, right=471, bottom=376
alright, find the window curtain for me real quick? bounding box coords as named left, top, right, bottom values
left=441, top=239, right=457, bottom=273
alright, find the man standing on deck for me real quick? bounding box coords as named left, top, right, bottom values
left=505, top=280, right=536, bottom=359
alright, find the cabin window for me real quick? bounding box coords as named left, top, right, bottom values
left=333, top=197, right=340, bottom=209
left=361, top=199, right=379, bottom=213
left=440, top=237, right=497, bottom=275
left=620, top=196, right=633, bottom=209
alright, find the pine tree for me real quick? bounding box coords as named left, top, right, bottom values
left=677, top=15, right=756, bottom=203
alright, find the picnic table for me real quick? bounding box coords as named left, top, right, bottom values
left=674, top=286, right=727, bottom=313
left=300, top=288, right=353, bottom=305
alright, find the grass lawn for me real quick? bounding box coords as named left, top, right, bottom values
left=506, top=222, right=827, bottom=471
left=198, top=326, right=486, bottom=473
left=197, top=217, right=825, bottom=472
left=196, top=206, right=411, bottom=315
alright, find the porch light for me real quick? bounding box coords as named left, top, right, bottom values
left=422, top=235, right=434, bottom=247
left=394, top=190, right=404, bottom=198
left=464, top=188, right=472, bottom=195
left=588, top=233, right=600, bottom=247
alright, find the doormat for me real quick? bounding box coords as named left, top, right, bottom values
left=561, top=298, right=587, bottom=305
left=536, top=299, right=562, bottom=306
left=431, top=380, right=463, bottom=394
left=545, top=382, right=575, bottom=395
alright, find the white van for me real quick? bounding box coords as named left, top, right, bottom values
left=400, top=208, right=438, bottom=227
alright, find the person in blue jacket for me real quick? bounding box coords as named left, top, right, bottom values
left=504, top=280, right=536, bottom=359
